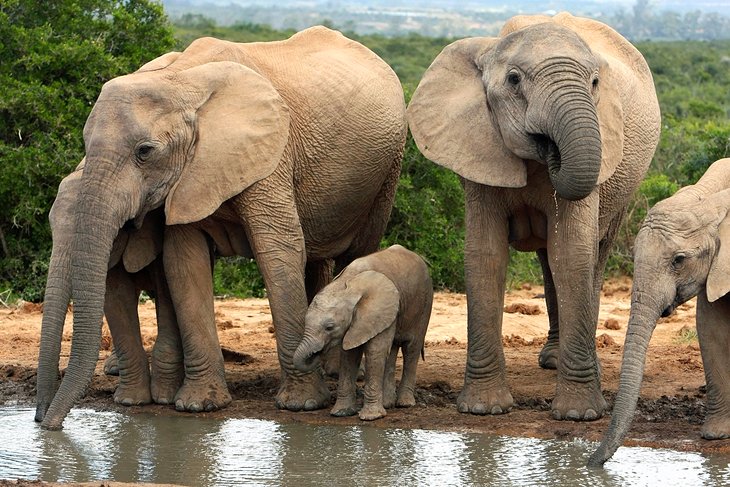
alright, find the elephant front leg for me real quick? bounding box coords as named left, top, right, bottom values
left=149, top=259, right=185, bottom=405
left=458, top=184, right=514, bottom=415
left=697, top=292, right=730, bottom=439
left=104, top=265, right=151, bottom=406
left=548, top=194, right=606, bottom=421
left=235, top=186, right=329, bottom=412
left=331, top=348, right=362, bottom=417
left=359, top=331, right=394, bottom=421
left=164, top=225, right=231, bottom=412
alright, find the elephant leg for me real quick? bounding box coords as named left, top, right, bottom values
left=331, top=348, right=362, bottom=417
left=305, top=259, right=339, bottom=377
left=234, top=180, right=329, bottom=412
left=697, top=292, right=730, bottom=439
left=103, top=346, right=119, bottom=376
left=397, top=339, right=421, bottom=408
left=383, top=344, right=399, bottom=408
left=457, top=183, right=514, bottom=415
left=359, top=330, right=395, bottom=421
left=537, top=248, right=560, bottom=370
left=104, top=265, right=151, bottom=406
left=164, top=225, right=231, bottom=412
left=549, top=192, right=606, bottom=421
left=148, top=259, right=185, bottom=405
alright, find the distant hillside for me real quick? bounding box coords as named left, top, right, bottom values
left=162, top=0, right=730, bottom=40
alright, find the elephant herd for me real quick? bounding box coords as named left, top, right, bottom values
left=30, top=12, right=730, bottom=467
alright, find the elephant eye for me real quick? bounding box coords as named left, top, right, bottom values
left=592, top=76, right=600, bottom=92
left=135, top=143, right=156, bottom=162
left=507, top=71, right=521, bottom=86
left=325, top=323, right=335, bottom=332
left=672, top=253, right=686, bottom=268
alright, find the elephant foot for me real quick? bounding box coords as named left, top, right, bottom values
left=396, top=390, right=416, bottom=408
left=104, top=351, right=120, bottom=376
left=276, top=371, right=330, bottom=411
left=538, top=340, right=559, bottom=370
left=151, top=373, right=184, bottom=405
left=383, top=385, right=397, bottom=409
left=551, top=379, right=606, bottom=421
left=359, top=403, right=386, bottom=421
left=457, top=380, right=514, bottom=415
left=331, top=398, right=358, bottom=417
left=114, top=382, right=152, bottom=406
left=174, top=375, right=231, bottom=412
left=701, top=415, right=730, bottom=440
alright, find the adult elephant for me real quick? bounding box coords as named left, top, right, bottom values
left=407, top=12, right=660, bottom=420
left=36, top=26, right=406, bottom=429
left=589, top=158, right=730, bottom=466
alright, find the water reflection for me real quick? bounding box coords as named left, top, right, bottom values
left=1, top=407, right=729, bottom=486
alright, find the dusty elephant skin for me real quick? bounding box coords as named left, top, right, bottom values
left=35, top=26, right=407, bottom=430
left=589, top=158, right=730, bottom=467
left=293, top=245, right=433, bottom=421
left=407, top=12, right=661, bottom=421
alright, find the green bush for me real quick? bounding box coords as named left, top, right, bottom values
left=0, top=0, right=175, bottom=301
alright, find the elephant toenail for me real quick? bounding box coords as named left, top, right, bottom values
left=584, top=409, right=598, bottom=421
left=491, top=405, right=503, bottom=415
left=457, top=402, right=470, bottom=413
left=552, top=410, right=562, bottom=420
left=175, top=400, right=185, bottom=411
left=471, top=404, right=487, bottom=415
left=304, top=399, right=318, bottom=411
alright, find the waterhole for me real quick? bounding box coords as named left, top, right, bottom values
left=1, top=407, right=729, bottom=486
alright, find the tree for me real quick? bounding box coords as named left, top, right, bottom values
left=0, top=0, right=175, bottom=301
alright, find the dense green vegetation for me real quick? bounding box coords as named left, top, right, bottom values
left=1, top=7, right=729, bottom=301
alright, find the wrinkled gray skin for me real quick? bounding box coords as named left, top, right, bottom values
left=293, top=245, right=433, bottom=421
left=35, top=26, right=406, bottom=429
left=589, top=158, right=730, bottom=467
left=407, top=13, right=660, bottom=421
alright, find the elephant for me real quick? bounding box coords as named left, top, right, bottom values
left=293, top=245, right=433, bottom=420
left=35, top=26, right=406, bottom=430
left=588, top=158, right=730, bottom=466
left=407, top=12, right=661, bottom=421
left=36, top=165, right=186, bottom=413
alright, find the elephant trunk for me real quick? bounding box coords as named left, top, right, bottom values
left=35, top=242, right=72, bottom=422
left=40, top=169, right=134, bottom=430
left=293, top=334, right=327, bottom=373
left=587, top=291, right=662, bottom=467
left=533, top=74, right=602, bottom=201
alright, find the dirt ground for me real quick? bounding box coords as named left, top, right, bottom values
left=2, top=277, right=729, bottom=486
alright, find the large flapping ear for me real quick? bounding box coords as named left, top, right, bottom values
left=594, top=52, right=625, bottom=185
left=122, top=209, right=165, bottom=273
left=406, top=37, right=527, bottom=188
left=166, top=61, right=290, bottom=225
left=49, top=169, right=83, bottom=239
left=706, top=189, right=730, bottom=302
left=342, top=270, right=400, bottom=351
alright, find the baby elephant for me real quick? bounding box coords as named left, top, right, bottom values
left=293, top=245, right=433, bottom=420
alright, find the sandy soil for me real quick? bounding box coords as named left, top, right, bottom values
left=1, top=278, right=729, bottom=486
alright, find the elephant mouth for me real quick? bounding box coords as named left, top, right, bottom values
left=296, top=349, right=323, bottom=373
left=530, top=134, right=560, bottom=167
left=661, top=305, right=675, bottom=318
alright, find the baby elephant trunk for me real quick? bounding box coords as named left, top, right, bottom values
left=293, top=335, right=326, bottom=373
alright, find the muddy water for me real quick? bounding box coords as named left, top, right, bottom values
left=1, top=407, right=729, bottom=486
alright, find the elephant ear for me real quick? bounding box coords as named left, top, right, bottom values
left=122, top=209, right=165, bottom=274
left=406, top=37, right=527, bottom=188
left=594, top=53, right=625, bottom=185
left=342, top=271, right=400, bottom=351
left=165, top=61, right=290, bottom=225
left=706, top=201, right=730, bottom=303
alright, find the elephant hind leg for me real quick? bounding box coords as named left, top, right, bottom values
left=537, top=248, right=560, bottom=370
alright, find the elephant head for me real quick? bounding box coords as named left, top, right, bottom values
left=293, top=271, right=400, bottom=373
left=407, top=16, right=625, bottom=201
left=36, top=42, right=290, bottom=429
left=588, top=169, right=730, bottom=466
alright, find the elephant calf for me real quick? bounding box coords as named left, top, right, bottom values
left=293, top=245, right=433, bottom=420
left=589, top=158, right=730, bottom=466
